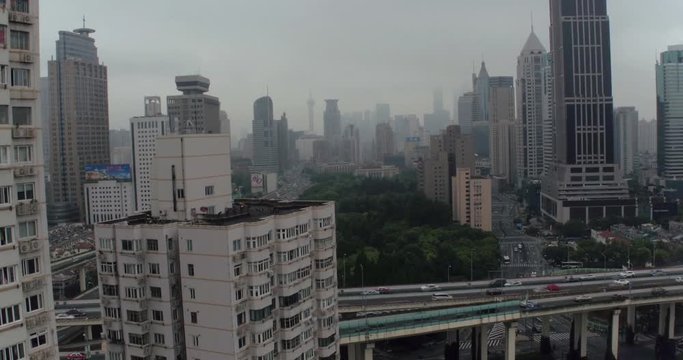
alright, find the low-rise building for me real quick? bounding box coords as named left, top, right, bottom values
left=83, top=164, right=135, bottom=224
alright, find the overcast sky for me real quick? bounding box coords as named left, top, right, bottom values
left=40, top=1, right=683, bottom=139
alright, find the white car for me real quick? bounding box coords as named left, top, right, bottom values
left=504, top=280, right=522, bottom=287
left=420, top=284, right=440, bottom=291
left=574, top=295, right=592, bottom=303
left=55, top=313, right=75, bottom=319
left=431, top=293, right=453, bottom=300
left=619, top=271, right=636, bottom=278
left=579, top=274, right=596, bottom=280
left=674, top=276, right=683, bottom=283
left=614, top=279, right=630, bottom=286
left=362, top=290, right=380, bottom=295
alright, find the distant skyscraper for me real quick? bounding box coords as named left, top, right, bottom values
left=424, top=89, right=451, bottom=135
left=275, top=112, right=290, bottom=172
left=220, top=110, right=230, bottom=135
left=131, top=97, right=169, bottom=212
left=489, top=76, right=516, bottom=184
left=638, top=119, right=657, bottom=154
left=342, top=124, right=361, bottom=164
left=252, top=96, right=279, bottom=172
left=657, top=45, right=683, bottom=188
left=307, top=93, right=315, bottom=133
left=457, top=92, right=476, bottom=134
left=472, top=62, right=490, bottom=158
left=323, top=99, right=342, bottom=150
left=167, top=75, right=220, bottom=134
left=614, top=107, right=639, bottom=176
left=542, top=0, right=635, bottom=223
left=375, top=103, right=391, bottom=125
left=516, top=29, right=547, bottom=183
left=0, top=2, right=59, bottom=357
left=375, top=123, right=395, bottom=162
left=49, top=26, right=110, bottom=224
left=541, top=54, right=555, bottom=176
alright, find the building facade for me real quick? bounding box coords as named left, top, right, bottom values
left=341, top=124, right=360, bottom=164
left=489, top=76, right=516, bottom=184
left=457, top=92, right=476, bottom=135
left=95, top=133, right=338, bottom=360
left=84, top=178, right=134, bottom=225
left=323, top=100, right=341, bottom=147
left=657, top=45, right=683, bottom=188
left=452, top=168, right=492, bottom=231
left=374, top=123, right=395, bottom=162
left=0, top=1, right=59, bottom=359
left=167, top=75, right=220, bottom=135
left=541, top=0, right=635, bottom=223
left=252, top=96, right=279, bottom=173
left=614, top=107, right=639, bottom=176
left=638, top=119, right=657, bottom=155
left=516, top=30, right=547, bottom=183
left=131, top=98, right=169, bottom=212
left=541, top=54, right=555, bottom=177
left=48, top=26, right=110, bottom=223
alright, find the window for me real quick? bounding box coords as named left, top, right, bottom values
left=0, top=226, right=12, bottom=246
left=236, top=312, right=246, bottom=325
left=102, top=284, right=118, bottom=297
left=17, top=221, right=35, bottom=238
left=150, top=286, right=162, bottom=298
left=233, top=263, right=242, bottom=277
left=128, top=333, right=149, bottom=346
left=10, top=30, right=29, bottom=50
left=126, top=310, right=147, bottom=323
left=0, top=343, right=25, bottom=360
left=21, top=257, right=39, bottom=275
left=154, top=333, right=165, bottom=345
left=205, top=185, right=214, bottom=196
left=176, top=189, right=184, bottom=199
left=11, top=0, right=29, bottom=12
left=109, top=352, right=123, bottom=360
left=100, top=262, right=116, bottom=274
left=281, top=335, right=301, bottom=350
left=280, top=313, right=301, bottom=329
left=0, top=304, right=21, bottom=326
left=187, top=264, right=194, bottom=276
left=189, top=288, right=196, bottom=299
left=238, top=336, right=246, bottom=349
left=146, top=239, right=158, bottom=251
left=169, top=261, right=175, bottom=274
left=121, top=239, right=141, bottom=252
left=148, top=263, right=160, bottom=275
left=318, top=334, right=336, bottom=347
left=0, top=145, right=9, bottom=163
left=232, top=239, right=241, bottom=251
left=24, top=293, right=42, bottom=312
left=0, top=265, right=17, bottom=286
left=123, top=263, right=143, bottom=275
left=186, top=239, right=192, bottom=252
left=0, top=186, right=11, bottom=205
left=190, top=312, right=197, bottom=324
left=152, top=310, right=163, bottom=322
left=124, top=287, right=145, bottom=299
left=250, top=305, right=273, bottom=322
left=99, top=238, right=113, bottom=250
left=0, top=106, right=7, bottom=125
left=103, top=307, right=120, bottom=319
left=235, top=288, right=243, bottom=301
left=12, top=107, right=31, bottom=126
left=10, top=68, right=30, bottom=87
left=14, top=145, right=32, bottom=163
left=191, top=335, right=199, bottom=347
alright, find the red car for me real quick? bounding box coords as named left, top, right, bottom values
left=66, top=353, right=86, bottom=360
left=546, top=284, right=561, bottom=292
left=376, top=287, right=391, bottom=294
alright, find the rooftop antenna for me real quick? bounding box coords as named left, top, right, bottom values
left=82, top=15, right=86, bottom=29
left=531, top=10, right=534, bottom=32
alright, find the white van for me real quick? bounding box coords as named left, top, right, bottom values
left=432, top=293, right=453, bottom=301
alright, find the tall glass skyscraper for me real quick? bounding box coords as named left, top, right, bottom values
left=541, top=0, right=635, bottom=223
left=657, top=45, right=683, bottom=194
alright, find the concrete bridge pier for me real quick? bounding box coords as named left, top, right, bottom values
left=479, top=324, right=490, bottom=360
left=611, top=309, right=621, bottom=357
left=79, top=266, right=87, bottom=292
left=573, top=312, right=588, bottom=359
left=347, top=343, right=374, bottom=360
left=658, top=303, right=668, bottom=337
left=667, top=302, right=676, bottom=338
left=504, top=321, right=517, bottom=360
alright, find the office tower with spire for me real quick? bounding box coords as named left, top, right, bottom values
left=48, top=24, right=110, bottom=224
left=541, top=0, right=635, bottom=223
left=0, top=1, right=59, bottom=358
left=307, top=93, right=315, bottom=134
left=472, top=62, right=490, bottom=158
left=252, top=96, right=279, bottom=173
left=166, top=75, right=220, bottom=135
left=516, top=28, right=547, bottom=183
left=131, top=97, right=169, bottom=212
left=657, top=45, right=683, bottom=193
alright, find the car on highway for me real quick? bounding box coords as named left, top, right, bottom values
left=489, top=278, right=507, bottom=288
left=432, top=293, right=453, bottom=301
left=376, top=287, right=392, bottom=294
left=546, top=284, right=561, bottom=292
left=619, top=271, right=636, bottom=278
left=612, top=293, right=627, bottom=301
left=66, top=353, right=87, bottom=360
left=675, top=276, right=683, bottom=283
left=579, top=274, right=596, bottom=281
left=486, top=288, right=503, bottom=296
left=55, top=313, right=76, bottom=319
left=613, top=279, right=630, bottom=286
left=504, top=280, right=522, bottom=287
left=361, top=289, right=380, bottom=295
left=420, top=284, right=440, bottom=292
left=652, top=287, right=668, bottom=296
left=65, top=309, right=87, bottom=318
left=651, top=269, right=666, bottom=277
left=574, top=295, right=592, bottom=303
left=519, top=299, right=538, bottom=309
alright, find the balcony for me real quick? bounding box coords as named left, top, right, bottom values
left=16, top=201, right=38, bottom=216
left=8, top=11, right=32, bottom=24
left=25, top=312, right=50, bottom=331
left=29, top=347, right=55, bottom=360
left=12, top=127, right=35, bottom=139
left=18, top=238, right=40, bottom=254
left=10, top=89, right=38, bottom=100
left=22, top=277, right=44, bottom=292
left=13, top=166, right=36, bottom=177
left=128, top=343, right=151, bottom=358
left=10, top=51, right=34, bottom=64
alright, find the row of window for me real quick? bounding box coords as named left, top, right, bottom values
left=0, top=145, right=34, bottom=164
left=278, top=265, right=311, bottom=286
left=276, top=223, right=309, bottom=241
left=0, top=183, right=34, bottom=205
left=276, top=244, right=311, bottom=263
left=0, top=105, right=32, bottom=125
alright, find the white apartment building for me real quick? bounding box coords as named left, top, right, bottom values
left=131, top=108, right=168, bottom=212
left=84, top=178, right=134, bottom=224
left=95, top=133, right=339, bottom=360
left=452, top=168, right=493, bottom=231
left=0, top=0, right=59, bottom=359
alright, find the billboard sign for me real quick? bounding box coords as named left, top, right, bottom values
left=251, top=173, right=264, bottom=193
left=84, top=164, right=132, bottom=182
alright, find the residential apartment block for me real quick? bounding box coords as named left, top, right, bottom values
left=0, top=0, right=59, bottom=359
left=452, top=168, right=493, bottom=231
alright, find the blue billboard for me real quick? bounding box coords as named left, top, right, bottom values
left=84, top=164, right=132, bottom=182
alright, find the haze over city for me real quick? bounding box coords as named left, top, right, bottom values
left=41, top=0, right=683, bottom=136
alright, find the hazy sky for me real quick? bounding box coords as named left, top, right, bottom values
left=40, top=1, right=683, bottom=139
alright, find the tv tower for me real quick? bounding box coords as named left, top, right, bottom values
left=307, top=92, right=315, bottom=133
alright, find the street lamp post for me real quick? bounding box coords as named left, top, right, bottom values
left=343, top=253, right=347, bottom=289
left=652, top=241, right=656, bottom=268
left=470, top=250, right=474, bottom=282
left=601, top=252, right=607, bottom=270
left=447, top=265, right=452, bottom=283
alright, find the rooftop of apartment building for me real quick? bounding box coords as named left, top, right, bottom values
left=103, top=199, right=332, bottom=227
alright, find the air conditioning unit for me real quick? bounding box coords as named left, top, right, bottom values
left=30, top=240, right=40, bottom=250
left=19, top=242, right=31, bottom=253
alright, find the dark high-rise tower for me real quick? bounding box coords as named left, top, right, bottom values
left=252, top=96, right=279, bottom=172
left=323, top=99, right=341, bottom=145
left=541, top=0, right=635, bottom=223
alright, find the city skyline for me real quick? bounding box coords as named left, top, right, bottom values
left=40, top=1, right=681, bottom=137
